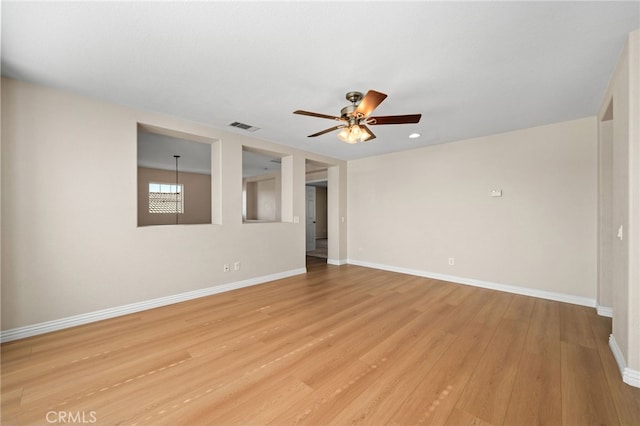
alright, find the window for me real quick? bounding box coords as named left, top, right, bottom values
left=148, top=183, right=183, bottom=214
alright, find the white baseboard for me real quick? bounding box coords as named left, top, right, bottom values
left=346, top=259, right=596, bottom=308
left=597, top=305, right=613, bottom=317
left=609, top=334, right=640, bottom=388
left=0, top=268, right=306, bottom=343
left=327, top=258, right=347, bottom=266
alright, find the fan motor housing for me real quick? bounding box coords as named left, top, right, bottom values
left=340, top=104, right=357, bottom=119
left=345, top=91, right=363, bottom=104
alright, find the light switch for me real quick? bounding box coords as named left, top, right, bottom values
left=491, top=189, right=502, bottom=197
left=618, top=225, right=624, bottom=240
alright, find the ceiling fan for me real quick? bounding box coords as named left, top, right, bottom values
left=294, top=90, right=421, bottom=144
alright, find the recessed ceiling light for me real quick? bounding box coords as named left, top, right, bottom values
left=409, top=133, right=421, bottom=139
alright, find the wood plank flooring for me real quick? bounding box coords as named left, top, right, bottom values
left=2, top=257, right=639, bottom=425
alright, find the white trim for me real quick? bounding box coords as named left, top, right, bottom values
left=327, top=258, right=347, bottom=266
left=0, top=268, right=306, bottom=343
left=597, top=305, right=613, bottom=317
left=609, top=334, right=640, bottom=388
left=347, top=259, right=596, bottom=307
left=624, top=368, right=640, bottom=388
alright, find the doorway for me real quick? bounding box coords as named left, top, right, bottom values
left=306, top=185, right=316, bottom=252
left=598, top=99, right=614, bottom=315
left=305, top=159, right=331, bottom=264
left=305, top=181, right=328, bottom=259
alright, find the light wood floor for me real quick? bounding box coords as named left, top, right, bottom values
left=2, top=258, right=639, bottom=425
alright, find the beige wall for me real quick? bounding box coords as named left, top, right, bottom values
left=348, top=117, right=597, bottom=299
left=0, top=77, right=347, bottom=331
left=627, top=29, right=640, bottom=377
left=138, top=167, right=212, bottom=226
left=598, top=29, right=640, bottom=379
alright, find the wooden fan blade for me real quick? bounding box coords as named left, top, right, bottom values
left=294, top=110, right=343, bottom=121
left=368, top=114, right=422, bottom=125
left=308, top=125, right=344, bottom=137
left=361, top=125, right=376, bottom=141
left=353, top=90, right=387, bottom=118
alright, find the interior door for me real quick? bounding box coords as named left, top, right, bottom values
left=306, top=185, right=316, bottom=251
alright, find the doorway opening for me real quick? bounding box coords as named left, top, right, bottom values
left=306, top=160, right=331, bottom=265
left=306, top=181, right=328, bottom=259
left=597, top=98, right=614, bottom=319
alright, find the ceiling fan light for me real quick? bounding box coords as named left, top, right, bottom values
left=336, top=127, right=356, bottom=144
left=337, top=124, right=372, bottom=144
left=347, top=132, right=359, bottom=144
left=338, top=127, right=357, bottom=143
left=360, top=127, right=372, bottom=142
left=295, top=89, right=421, bottom=141
left=337, top=128, right=352, bottom=143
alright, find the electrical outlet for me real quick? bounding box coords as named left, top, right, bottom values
left=448, top=257, right=455, bottom=266
left=223, top=264, right=230, bottom=272
left=234, top=261, right=240, bottom=271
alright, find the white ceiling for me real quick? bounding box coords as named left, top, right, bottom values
left=2, top=1, right=638, bottom=161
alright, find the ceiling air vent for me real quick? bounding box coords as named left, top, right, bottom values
left=229, top=121, right=260, bottom=132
